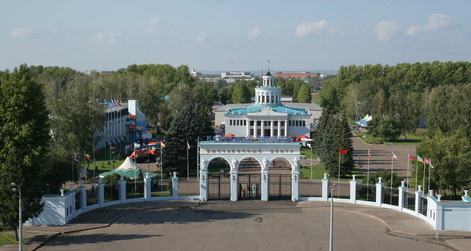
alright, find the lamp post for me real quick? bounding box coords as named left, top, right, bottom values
left=329, top=183, right=336, bottom=251
left=11, top=182, right=23, bottom=251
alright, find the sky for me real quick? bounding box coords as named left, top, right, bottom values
left=1, top=0, right=471, bottom=73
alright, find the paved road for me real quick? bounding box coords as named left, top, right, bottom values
left=7, top=200, right=469, bottom=251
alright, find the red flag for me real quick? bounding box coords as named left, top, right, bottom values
left=339, top=148, right=347, bottom=154
left=408, top=154, right=415, bottom=160
left=425, top=158, right=430, bottom=165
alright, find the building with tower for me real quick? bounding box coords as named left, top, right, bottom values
left=215, top=71, right=322, bottom=138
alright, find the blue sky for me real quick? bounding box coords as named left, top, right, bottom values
left=1, top=0, right=470, bottom=73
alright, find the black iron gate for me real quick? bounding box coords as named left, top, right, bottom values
left=238, top=174, right=261, bottom=200
left=208, top=174, right=230, bottom=200
left=269, top=174, right=292, bottom=200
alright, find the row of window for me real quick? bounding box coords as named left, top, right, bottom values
left=288, top=120, right=306, bottom=127
left=208, top=149, right=295, bottom=154
left=228, top=119, right=306, bottom=127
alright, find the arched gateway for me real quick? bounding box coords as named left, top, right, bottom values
left=199, top=137, right=301, bottom=202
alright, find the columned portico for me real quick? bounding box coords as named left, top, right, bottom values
left=199, top=138, right=301, bottom=202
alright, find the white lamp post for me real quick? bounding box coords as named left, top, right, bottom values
left=11, top=182, right=23, bottom=251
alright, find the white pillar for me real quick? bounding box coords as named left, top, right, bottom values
left=119, top=178, right=126, bottom=203
left=246, top=120, right=250, bottom=136
left=200, top=170, right=209, bottom=201
left=230, top=171, right=238, bottom=201
left=270, top=120, right=274, bottom=137
left=254, top=120, right=258, bottom=138
left=376, top=177, right=384, bottom=207
left=98, top=180, right=104, bottom=207
left=261, top=120, right=265, bottom=137
left=172, top=172, right=178, bottom=199
left=398, top=181, right=406, bottom=210
left=144, top=174, right=151, bottom=200
left=350, top=175, right=357, bottom=203
left=291, top=171, right=300, bottom=202
left=322, top=173, right=329, bottom=201
left=261, top=171, right=269, bottom=201
left=79, top=185, right=87, bottom=209
left=277, top=120, right=281, bottom=137
left=415, top=185, right=423, bottom=216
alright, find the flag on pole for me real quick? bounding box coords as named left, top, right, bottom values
left=417, top=155, right=424, bottom=163
left=430, top=159, right=434, bottom=168
left=160, top=142, right=166, bottom=148
left=339, top=148, right=347, bottom=154
left=368, top=149, right=372, bottom=158
left=392, top=152, right=398, bottom=160
left=408, top=154, right=415, bottom=160
left=187, top=141, right=191, bottom=150
left=425, top=158, right=430, bottom=165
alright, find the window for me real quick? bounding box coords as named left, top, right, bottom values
left=303, top=121, right=306, bottom=127
left=244, top=120, right=247, bottom=126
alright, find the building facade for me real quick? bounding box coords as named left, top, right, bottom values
left=219, top=72, right=320, bottom=137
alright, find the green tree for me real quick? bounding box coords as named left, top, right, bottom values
left=0, top=65, right=50, bottom=236
left=231, top=81, right=252, bottom=103
left=368, top=115, right=400, bottom=142
left=296, top=83, right=312, bottom=103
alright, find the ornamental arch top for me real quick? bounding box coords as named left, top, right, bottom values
left=198, top=137, right=302, bottom=201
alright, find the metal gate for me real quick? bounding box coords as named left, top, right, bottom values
left=208, top=174, right=230, bottom=200
left=269, top=174, right=292, bottom=200
left=238, top=174, right=261, bottom=200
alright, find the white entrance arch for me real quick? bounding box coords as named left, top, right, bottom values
left=199, top=138, right=301, bottom=202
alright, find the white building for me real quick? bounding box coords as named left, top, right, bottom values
left=95, top=100, right=150, bottom=149
left=216, top=72, right=321, bottom=138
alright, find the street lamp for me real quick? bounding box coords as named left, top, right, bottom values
left=329, top=183, right=336, bottom=251
left=11, top=182, right=23, bottom=251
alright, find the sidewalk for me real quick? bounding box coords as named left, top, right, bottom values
left=1, top=200, right=200, bottom=251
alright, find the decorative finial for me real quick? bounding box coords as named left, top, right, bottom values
left=267, top=59, right=271, bottom=73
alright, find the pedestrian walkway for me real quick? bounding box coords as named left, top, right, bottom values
left=3, top=200, right=471, bottom=251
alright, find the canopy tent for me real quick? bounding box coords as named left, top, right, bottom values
left=356, top=114, right=372, bottom=127
left=99, top=157, right=158, bottom=180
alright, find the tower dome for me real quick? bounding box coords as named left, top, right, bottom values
left=255, top=71, right=281, bottom=106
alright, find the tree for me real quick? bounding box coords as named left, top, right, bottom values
left=231, top=81, right=251, bottom=103
left=296, top=83, right=312, bottom=103
left=0, top=65, right=50, bottom=236
left=368, top=115, right=400, bottom=142
left=164, top=104, right=213, bottom=175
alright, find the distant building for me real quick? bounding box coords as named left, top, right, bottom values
left=275, top=72, right=319, bottom=79
left=213, top=72, right=322, bottom=137
left=221, top=71, right=252, bottom=79
left=95, top=100, right=150, bottom=150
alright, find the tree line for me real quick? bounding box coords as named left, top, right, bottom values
left=321, top=61, right=471, bottom=194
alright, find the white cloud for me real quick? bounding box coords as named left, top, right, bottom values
left=374, top=21, right=400, bottom=42
left=145, top=17, right=160, bottom=35
left=406, top=14, right=452, bottom=36
left=295, top=20, right=340, bottom=38
left=196, top=32, right=206, bottom=42
left=247, top=27, right=261, bottom=40
left=94, top=29, right=122, bottom=45
left=11, top=28, right=32, bottom=38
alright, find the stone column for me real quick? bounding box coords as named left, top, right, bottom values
left=118, top=177, right=126, bottom=203
left=254, top=120, right=258, bottom=138
left=261, top=171, right=269, bottom=201
left=350, top=175, right=357, bottom=203
left=322, top=173, right=329, bottom=201
left=246, top=119, right=250, bottom=136
left=98, top=179, right=105, bottom=207
left=230, top=171, right=238, bottom=201
left=200, top=159, right=209, bottom=201
left=270, top=121, right=274, bottom=137
left=415, top=185, right=423, bottom=216
left=79, top=183, right=87, bottom=209
left=376, top=177, right=384, bottom=207
left=284, top=120, right=288, bottom=136
left=261, top=120, right=265, bottom=137
left=172, top=172, right=178, bottom=199
left=277, top=120, right=281, bottom=137
left=291, top=170, right=300, bottom=202
left=144, top=173, right=151, bottom=200
left=398, top=181, right=406, bottom=210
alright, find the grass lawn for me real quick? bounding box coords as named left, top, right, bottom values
left=299, top=163, right=365, bottom=181
left=88, top=159, right=125, bottom=171
left=0, top=233, right=17, bottom=246
left=311, top=92, right=321, bottom=105
left=356, top=131, right=426, bottom=145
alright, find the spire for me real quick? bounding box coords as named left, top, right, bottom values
left=267, top=59, right=271, bottom=75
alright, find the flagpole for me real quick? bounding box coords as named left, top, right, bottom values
left=160, top=145, right=163, bottom=183
left=197, top=138, right=200, bottom=180
left=415, top=157, right=418, bottom=190
left=407, top=158, right=410, bottom=188
left=367, top=149, right=370, bottom=201
left=428, top=159, right=431, bottom=193
left=338, top=151, right=341, bottom=198
left=187, top=143, right=189, bottom=180
left=422, top=161, right=425, bottom=191
left=391, top=154, right=393, bottom=205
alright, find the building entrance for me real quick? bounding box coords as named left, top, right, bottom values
left=238, top=174, right=261, bottom=200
